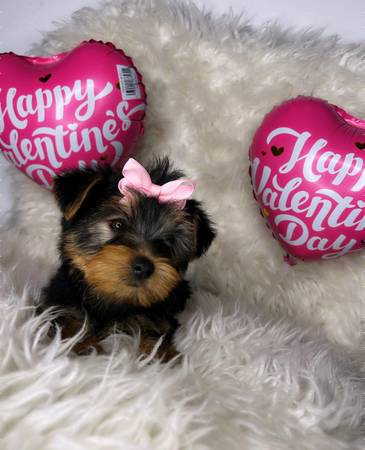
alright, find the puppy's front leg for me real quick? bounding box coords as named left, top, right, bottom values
left=57, top=313, right=104, bottom=355
left=139, top=334, right=179, bottom=362
left=122, top=314, right=181, bottom=362
left=40, top=306, right=104, bottom=355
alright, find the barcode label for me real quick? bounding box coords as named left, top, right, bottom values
left=116, top=65, right=141, bottom=100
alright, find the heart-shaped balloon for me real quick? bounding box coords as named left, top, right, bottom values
left=249, top=96, right=365, bottom=261
left=0, top=40, right=146, bottom=188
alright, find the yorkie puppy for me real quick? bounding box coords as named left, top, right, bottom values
left=40, top=157, right=216, bottom=360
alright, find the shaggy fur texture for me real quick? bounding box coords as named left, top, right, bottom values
left=0, top=0, right=364, bottom=448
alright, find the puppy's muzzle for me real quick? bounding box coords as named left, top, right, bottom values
left=131, top=256, right=155, bottom=281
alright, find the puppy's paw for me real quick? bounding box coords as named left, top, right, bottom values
left=72, top=335, right=105, bottom=355
left=139, top=335, right=181, bottom=363
left=50, top=311, right=104, bottom=356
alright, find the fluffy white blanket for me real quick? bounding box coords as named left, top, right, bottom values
left=0, top=1, right=364, bottom=448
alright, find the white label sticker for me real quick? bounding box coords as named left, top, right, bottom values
left=116, top=65, right=142, bottom=101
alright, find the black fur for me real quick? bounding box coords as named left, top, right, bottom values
left=185, top=199, right=216, bottom=257
left=41, top=157, right=216, bottom=359
left=42, top=261, right=190, bottom=338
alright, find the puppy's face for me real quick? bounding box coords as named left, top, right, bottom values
left=54, top=158, right=216, bottom=308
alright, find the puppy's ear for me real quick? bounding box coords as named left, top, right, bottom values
left=53, top=169, right=104, bottom=221
left=186, top=200, right=216, bottom=258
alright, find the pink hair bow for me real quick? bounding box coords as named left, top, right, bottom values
left=118, top=158, right=196, bottom=209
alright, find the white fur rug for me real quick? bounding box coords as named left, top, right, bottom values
left=0, top=1, right=364, bottom=448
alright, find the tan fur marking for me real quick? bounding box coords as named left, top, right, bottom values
left=139, top=335, right=179, bottom=362
left=65, top=241, right=181, bottom=307
left=142, top=258, right=180, bottom=305
left=64, top=234, right=89, bottom=271
left=50, top=311, right=104, bottom=355
left=64, top=232, right=181, bottom=307
left=116, top=315, right=179, bottom=361
left=84, top=246, right=181, bottom=307
left=64, top=176, right=102, bottom=221
left=83, top=245, right=136, bottom=298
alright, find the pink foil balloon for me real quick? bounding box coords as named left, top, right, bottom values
left=249, top=96, right=365, bottom=261
left=0, top=40, right=146, bottom=188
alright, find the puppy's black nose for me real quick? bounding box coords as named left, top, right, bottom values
left=132, top=256, right=155, bottom=280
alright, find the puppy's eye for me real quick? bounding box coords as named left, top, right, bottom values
left=109, top=219, right=123, bottom=232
